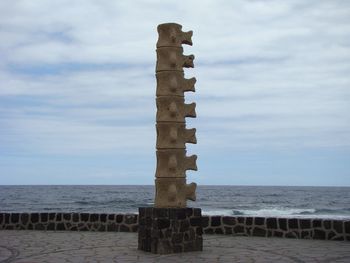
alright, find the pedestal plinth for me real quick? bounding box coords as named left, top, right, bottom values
left=138, top=207, right=203, bottom=254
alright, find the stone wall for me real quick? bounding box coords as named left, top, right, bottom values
left=0, top=213, right=138, bottom=232
left=1, top=213, right=349, bottom=241
left=202, top=216, right=350, bottom=241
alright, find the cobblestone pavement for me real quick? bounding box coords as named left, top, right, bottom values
left=0, top=231, right=349, bottom=263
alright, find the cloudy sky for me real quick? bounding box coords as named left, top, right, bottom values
left=1, top=0, right=349, bottom=186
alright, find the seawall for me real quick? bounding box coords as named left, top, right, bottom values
left=1, top=213, right=349, bottom=241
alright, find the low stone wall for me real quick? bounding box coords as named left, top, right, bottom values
left=0, top=213, right=138, bottom=232
left=1, top=213, right=349, bottom=241
left=202, top=216, right=350, bottom=241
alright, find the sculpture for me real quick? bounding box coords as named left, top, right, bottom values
left=154, top=23, right=198, bottom=208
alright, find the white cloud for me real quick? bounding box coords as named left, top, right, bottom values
left=0, top=0, right=349, bottom=158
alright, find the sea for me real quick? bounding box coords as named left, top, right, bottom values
left=1, top=185, right=350, bottom=219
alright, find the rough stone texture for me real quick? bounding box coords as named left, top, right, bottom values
left=138, top=207, right=203, bottom=254
left=156, top=149, right=197, bottom=178
left=154, top=23, right=198, bottom=208
left=0, top=212, right=138, bottom=232
left=1, top=231, right=349, bottom=263
left=1, top=213, right=349, bottom=242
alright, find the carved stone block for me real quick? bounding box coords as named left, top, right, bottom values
left=156, top=149, right=197, bottom=178
left=157, top=23, right=193, bottom=48
left=156, top=71, right=196, bottom=97
left=154, top=178, right=197, bottom=208
left=156, top=123, right=196, bottom=149
left=156, top=47, right=194, bottom=72
left=156, top=96, right=196, bottom=122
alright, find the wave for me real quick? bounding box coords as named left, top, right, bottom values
left=229, top=207, right=350, bottom=218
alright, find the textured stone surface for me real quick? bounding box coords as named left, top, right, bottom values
left=156, top=71, right=196, bottom=97
left=154, top=23, right=197, bottom=208
left=154, top=178, right=196, bottom=208
left=156, top=123, right=196, bottom=149
left=1, top=231, right=349, bottom=263
left=156, top=23, right=193, bottom=48
left=1, top=213, right=349, bottom=242
left=138, top=208, right=203, bottom=254
left=156, top=149, right=197, bottom=178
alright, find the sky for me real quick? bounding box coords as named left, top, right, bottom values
left=0, top=0, right=349, bottom=186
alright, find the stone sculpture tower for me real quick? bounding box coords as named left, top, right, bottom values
left=138, top=23, right=203, bottom=254
left=154, top=23, right=198, bottom=208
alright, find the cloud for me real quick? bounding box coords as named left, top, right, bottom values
left=0, top=0, right=349, bottom=184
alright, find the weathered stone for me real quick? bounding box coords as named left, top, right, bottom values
left=156, top=71, right=196, bottom=97
left=125, top=215, right=137, bottom=224
left=138, top=207, right=202, bottom=254
left=11, top=213, right=19, bottom=224
left=72, top=213, right=79, bottom=222
left=223, top=216, right=236, bottom=226
left=156, top=149, right=197, bottom=178
left=116, top=214, right=123, bottom=223
left=156, top=47, right=194, bottom=72
left=278, top=218, right=287, bottom=231
left=90, top=214, right=99, bottom=222
left=56, top=213, right=62, bottom=222
left=201, top=216, right=209, bottom=228
left=40, top=213, right=48, bottom=223
left=333, top=221, right=343, bottom=234
left=233, top=225, right=245, bottom=234
left=5, top=214, right=10, bottom=224
left=100, top=214, right=107, bottom=223
left=254, top=217, right=265, bottom=226
left=156, top=123, right=196, bottom=149
left=323, top=220, right=331, bottom=229
left=157, top=23, right=193, bottom=48
left=313, top=229, right=326, bottom=240
left=266, top=218, right=278, bottom=229
left=245, top=217, right=253, bottom=226
left=215, top=228, right=224, bottom=234
left=301, top=230, right=311, bottom=239
left=190, top=217, right=201, bottom=227
left=211, top=216, right=221, bottom=227
left=253, top=227, right=266, bottom=237
left=154, top=178, right=196, bottom=208
left=300, top=219, right=311, bottom=229
left=237, top=217, right=244, bottom=224
left=49, top=213, right=56, bottom=221
left=81, top=213, right=89, bottom=222
left=21, top=213, right=29, bottom=225
left=313, top=219, right=322, bottom=228
left=156, top=97, right=196, bottom=123
left=345, top=221, right=350, bottom=234
left=288, top=219, right=298, bottom=229
left=31, top=213, right=39, bottom=224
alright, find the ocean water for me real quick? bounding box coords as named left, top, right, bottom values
left=0, top=185, right=349, bottom=219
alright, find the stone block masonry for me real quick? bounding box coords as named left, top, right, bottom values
left=1, top=213, right=349, bottom=241
left=138, top=207, right=203, bottom=254
left=0, top=212, right=138, bottom=232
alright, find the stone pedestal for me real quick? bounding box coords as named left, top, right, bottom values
left=138, top=207, right=203, bottom=254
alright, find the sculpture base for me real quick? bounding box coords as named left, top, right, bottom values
left=138, top=207, right=203, bottom=254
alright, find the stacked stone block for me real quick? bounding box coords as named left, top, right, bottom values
left=1, top=213, right=350, bottom=241
left=201, top=216, right=350, bottom=241
left=154, top=23, right=198, bottom=208
left=138, top=208, right=203, bottom=254
left=0, top=212, right=138, bottom=232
